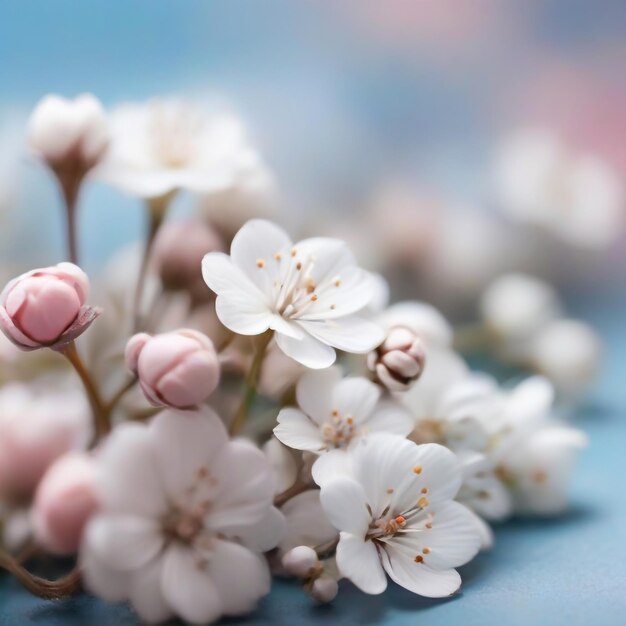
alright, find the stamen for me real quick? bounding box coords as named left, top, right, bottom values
left=296, top=261, right=302, bottom=270
left=422, top=547, right=430, bottom=554
left=417, top=497, right=429, bottom=508
left=414, top=555, right=424, bottom=563
left=386, top=488, right=394, bottom=494
left=310, top=294, right=318, bottom=302
left=395, top=516, right=406, bottom=526
left=420, top=487, right=429, bottom=494
left=273, top=252, right=282, bottom=261
left=413, top=465, right=423, bottom=475
left=346, top=416, right=354, bottom=425
left=256, top=258, right=265, bottom=268
left=334, top=278, right=341, bottom=287
left=330, top=304, right=336, bottom=310
left=291, top=247, right=297, bottom=257
left=425, top=522, right=433, bottom=529
left=331, top=409, right=339, bottom=417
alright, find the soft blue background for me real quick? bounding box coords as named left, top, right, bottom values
left=1, top=2, right=625, bottom=624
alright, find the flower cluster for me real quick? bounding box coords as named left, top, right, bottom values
left=0, top=93, right=592, bottom=625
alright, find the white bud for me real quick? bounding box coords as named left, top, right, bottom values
left=281, top=546, right=320, bottom=578
left=368, top=326, right=426, bottom=391
left=28, top=94, right=109, bottom=171
left=310, top=576, right=339, bottom=603
left=480, top=274, right=561, bottom=344
left=531, top=319, right=602, bottom=396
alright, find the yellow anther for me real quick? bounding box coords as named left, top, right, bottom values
left=413, top=465, right=423, bottom=475
left=395, top=515, right=406, bottom=525
left=425, top=522, right=433, bottom=529
left=346, top=416, right=354, bottom=425
left=417, top=497, right=429, bottom=508
left=420, top=487, right=429, bottom=494
left=386, top=488, right=394, bottom=494
left=311, top=294, right=318, bottom=302
left=414, top=555, right=424, bottom=563
left=273, top=252, right=282, bottom=261
left=330, top=304, right=336, bottom=310
left=291, top=247, right=298, bottom=257
left=296, top=261, right=302, bottom=270
left=422, top=547, right=430, bottom=555
left=334, top=278, right=341, bottom=287
left=256, top=258, right=265, bottom=268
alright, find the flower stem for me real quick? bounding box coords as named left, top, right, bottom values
left=314, top=536, right=339, bottom=561
left=132, top=193, right=173, bottom=333
left=56, top=168, right=84, bottom=266
left=62, top=341, right=109, bottom=440
left=104, top=377, right=137, bottom=415
left=274, top=481, right=315, bottom=508
left=230, top=331, right=272, bottom=436
left=0, top=548, right=81, bottom=600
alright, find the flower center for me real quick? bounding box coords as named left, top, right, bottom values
left=148, top=102, right=203, bottom=169
left=255, top=246, right=342, bottom=320
left=321, top=409, right=356, bottom=449
left=163, top=506, right=207, bottom=544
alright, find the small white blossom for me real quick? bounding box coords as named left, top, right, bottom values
left=81, top=409, right=284, bottom=624
left=317, top=434, right=482, bottom=597
left=96, top=98, right=269, bottom=199
left=494, top=128, right=624, bottom=249
left=202, top=220, right=385, bottom=368
left=274, top=367, right=413, bottom=483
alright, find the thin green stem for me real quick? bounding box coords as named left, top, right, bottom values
left=62, top=342, right=109, bottom=440
left=132, top=194, right=173, bottom=333
left=230, top=332, right=272, bottom=435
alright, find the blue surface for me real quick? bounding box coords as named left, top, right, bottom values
left=1, top=298, right=624, bottom=625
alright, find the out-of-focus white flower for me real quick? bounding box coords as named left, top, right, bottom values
left=96, top=98, right=269, bottom=200
left=28, top=94, right=109, bottom=172
left=258, top=343, right=306, bottom=399
left=480, top=273, right=562, bottom=360
left=263, top=437, right=298, bottom=495
left=318, top=434, right=481, bottom=597
left=494, top=128, right=625, bottom=249
left=274, top=367, right=413, bottom=483
left=530, top=319, right=602, bottom=398
left=81, top=409, right=284, bottom=624
left=309, top=575, right=339, bottom=603
left=202, top=220, right=384, bottom=368
left=278, top=490, right=337, bottom=558
left=492, top=377, right=588, bottom=516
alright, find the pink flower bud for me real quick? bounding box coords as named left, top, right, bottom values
left=368, top=326, right=426, bottom=391
left=32, top=453, right=98, bottom=555
left=28, top=94, right=109, bottom=172
left=153, top=218, right=223, bottom=302
left=0, top=263, right=100, bottom=351
left=282, top=546, right=320, bottom=578
left=310, top=576, right=339, bottom=603
left=126, top=329, right=220, bottom=409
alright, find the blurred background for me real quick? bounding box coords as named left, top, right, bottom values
left=0, top=0, right=624, bottom=312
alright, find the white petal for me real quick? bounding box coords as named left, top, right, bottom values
left=274, top=408, right=325, bottom=452
left=80, top=544, right=130, bottom=602
left=300, top=315, right=384, bottom=354
left=336, top=531, right=387, bottom=594
left=149, top=407, right=228, bottom=500
left=229, top=505, right=286, bottom=553
left=128, top=555, right=173, bottom=624
left=319, top=477, right=370, bottom=536
left=279, top=490, right=338, bottom=555
left=85, top=514, right=164, bottom=571
left=230, top=219, right=292, bottom=289
left=268, top=315, right=304, bottom=339
left=311, top=449, right=353, bottom=486
left=364, top=400, right=414, bottom=437
left=202, top=252, right=271, bottom=335
left=206, top=440, right=275, bottom=533
left=95, top=423, right=167, bottom=517
left=208, top=539, right=271, bottom=615
left=333, top=377, right=381, bottom=424
left=275, top=330, right=336, bottom=368
left=403, top=501, right=481, bottom=569
left=466, top=509, right=494, bottom=550
left=381, top=543, right=461, bottom=597
left=161, top=544, right=222, bottom=624
left=351, top=436, right=462, bottom=516
left=295, top=366, right=342, bottom=424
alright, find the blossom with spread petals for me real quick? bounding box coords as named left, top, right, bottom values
left=317, top=434, right=481, bottom=597
left=96, top=98, right=270, bottom=199
left=202, top=220, right=384, bottom=368
left=274, top=367, right=413, bottom=484
left=81, top=408, right=284, bottom=624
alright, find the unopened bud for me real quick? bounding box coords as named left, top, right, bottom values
left=309, top=576, right=339, bottom=603
left=368, top=326, right=426, bottom=391
left=281, top=545, right=320, bottom=578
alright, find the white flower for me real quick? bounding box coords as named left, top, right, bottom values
left=480, top=273, right=562, bottom=361
left=494, top=128, right=624, bottom=248
left=274, top=367, right=413, bottom=483
left=530, top=319, right=602, bottom=398
left=202, top=220, right=385, bottom=368
left=492, top=377, right=588, bottom=516
left=81, top=409, right=284, bottom=624
left=96, top=98, right=269, bottom=199
left=317, top=434, right=482, bottom=597
left=28, top=93, right=109, bottom=170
